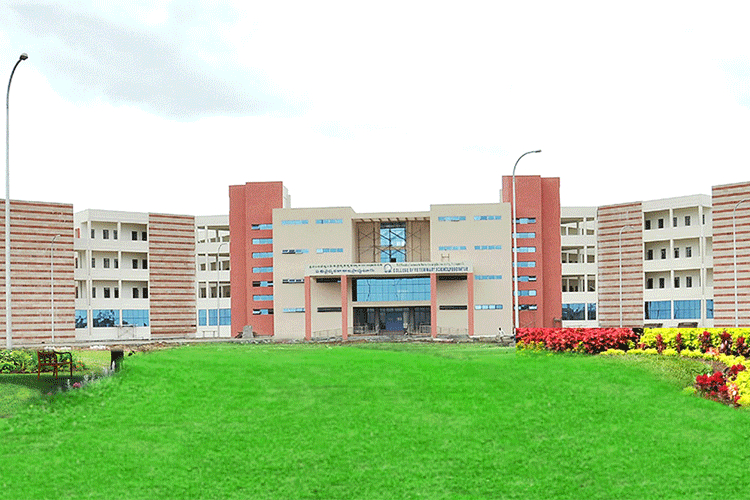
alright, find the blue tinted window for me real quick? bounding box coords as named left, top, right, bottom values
left=513, top=232, right=536, bottom=238
left=316, top=219, right=343, bottom=224
left=474, top=304, right=503, bottom=310
left=317, top=248, right=344, bottom=253
left=122, top=309, right=149, bottom=327
left=92, top=309, right=119, bottom=328
left=252, top=252, right=273, bottom=258
left=516, top=290, right=537, bottom=296
left=282, top=219, right=308, bottom=225
left=353, top=277, right=430, bottom=302
left=706, top=299, right=714, bottom=319
left=206, top=308, right=231, bottom=326
left=283, top=308, right=305, bottom=313
left=253, top=295, right=273, bottom=301
left=252, top=238, right=273, bottom=244
left=253, top=266, right=273, bottom=273
left=253, top=309, right=273, bottom=315
left=474, top=215, right=501, bottom=221
left=562, top=303, right=585, bottom=320
left=199, top=309, right=207, bottom=326
left=75, top=310, right=88, bottom=329
left=514, top=247, right=536, bottom=253
left=439, top=246, right=466, bottom=251
left=438, top=216, right=466, bottom=222
left=588, top=303, right=597, bottom=320
left=475, top=275, right=502, bottom=280
left=475, top=245, right=502, bottom=250
left=515, top=261, right=536, bottom=268
left=674, top=300, right=701, bottom=319
left=282, top=249, right=308, bottom=254
left=251, top=223, right=272, bottom=230
left=645, top=301, right=671, bottom=320
left=515, top=218, right=536, bottom=224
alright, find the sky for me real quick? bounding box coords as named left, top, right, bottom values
left=1, top=1, right=750, bottom=216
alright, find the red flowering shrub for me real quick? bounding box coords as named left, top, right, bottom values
left=719, top=331, right=733, bottom=355
left=674, top=332, right=683, bottom=353
left=655, top=334, right=665, bottom=354
left=695, top=364, right=746, bottom=407
left=735, top=336, right=749, bottom=357
left=699, top=331, right=713, bottom=352
left=516, top=328, right=639, bottom=355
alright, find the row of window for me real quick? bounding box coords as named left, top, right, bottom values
left=645, top=214, right=702, bottom=230
left=437, top=215, right=503, bottom=222
left=646, top=246, right=694, bottom=260
left=89, top=229, right=148, bottom=241
left=646, top=276, right=698, bottom=289
left=645, top=300, right=713, bottom=320
left=198, top=309, right=231, bottom=326
left=90, top=258, right=147, bottom=269
left=562, top=303, right=597, bottom=321
left=437, top=245, right=503, bottom=251
left=89, top=286, right=149, bottom=299
left=75, top=309, right=149, bottom=328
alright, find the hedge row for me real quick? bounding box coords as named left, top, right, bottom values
left=0, top=349, right=84, bottom=374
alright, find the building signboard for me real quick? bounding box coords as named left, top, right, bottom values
left=306, top=261, right=472, bottom=276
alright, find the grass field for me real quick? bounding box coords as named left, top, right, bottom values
left=0, top=343, right=747, bottom=499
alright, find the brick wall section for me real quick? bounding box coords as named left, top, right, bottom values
left=0, top=200, right=75, bottom=345
left=148, top=214, right=196, bottom=338
left=597, top=203, right=643, bottom=327
left=711, top=182, right=750, bottom=327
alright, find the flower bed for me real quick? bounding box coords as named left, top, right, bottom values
left=516, top=327, right=639, bottom=354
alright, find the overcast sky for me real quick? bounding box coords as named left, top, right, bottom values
left=1, top=1, right=749, bottom=216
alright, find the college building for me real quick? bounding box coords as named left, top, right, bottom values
left=3, top=177, right=750, bottom=347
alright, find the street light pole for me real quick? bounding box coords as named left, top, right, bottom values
left=5, top=53, right=28, bottom=350
left=512, top=150, right=541, bottom=334
left=733, top=199, right=750, bottom=328
left=619, top=225, right=634, bottom=328
left=50, top=235, right=59, bottom=344
left=216, top=241, right=228, bottom=337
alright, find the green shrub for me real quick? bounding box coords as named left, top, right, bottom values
left=0, top=349, right=37, bottom=373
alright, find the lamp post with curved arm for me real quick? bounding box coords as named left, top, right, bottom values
left=512, top=150, right=541, bottom=333
left=619, top=225, right=634, bottom=328
left=5, top=53, right=28, bottom=349
left=733, top=199, right=750, bottom=327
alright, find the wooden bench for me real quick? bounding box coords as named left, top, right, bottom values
left=37, top=351, right=74, bottom=379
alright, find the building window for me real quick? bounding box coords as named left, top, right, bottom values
left=645, top=301, right=671, bottom=320
left=252, top=238, right=273, bottom=245
left=587, top=303, right=597, bottom=320
left=122, top=309, right=149, bottom=327
left=658, top=218, right=664, bottom=229
left=515, top=276, right=536, bottom=282
left=92, top=309, right=119, bottom=327
left=253, top=281, right=273, bottom=287
left=132, top=231, right=138, bottom=240
left=645, top=220, right=651, bottom=230
left=474, top=215, right=501, bottom=221
left=142, top=259, right=148, bottom=269
left=673, top=217, right=678, bottom=228
left=438, top=216, right=465, bottom=222
left=674, top=299, right=700, bottom=319
left=252, top=308, right=274, bottom=315
left=114, top=258, right=119, bottom=269
left=282, top=278, right=304, bottom=284
left=253, top=266, right=273, bottom=273
left=685, top=215, right=691, bottom=226
left=91, top=257, right=96, bottom=268
left=515, top=218, right=536, bottom=224
left=254, top=295, right=273, bottom=301
left=132, top=259, right=138, bottom=269
left=438, top=246, right=466, bottom=251
left=253, top=252, right=274, bottom=258
left=133, top=288, right=139, bottom=299
left=91, top=287, right=96, bottom=298
left=562, top=303, right=585, bottom=320
left=75, top=310, right=88, bottom=329
left=251, top=223, right=273, bottom=230
left=475, top=304, right=503, bottom=310
left=516, top=290, right=537, bottom=296
left=686, top=246, right=692, bottom=258
left=686, top=276, right=693, bottom=288
left=646, top=249, right=653, bottom=260
left=513, top=246, right=534, bottom=253
left=353, top=277, right=430, bottom=302
left=517, top=304, right=537, bottom=311
left=515, top=261, right=536, bottom=268
left=283, top=308, right=305, bottom=313
left=142, top=231, right=147, bottom=241
left=661, top=248, right=667, bottom=259
left=103, top=258, right=110, bottom=268
left=317, top=307, right=342, bottom=312
left=316, top=219, right=343, bottom=224
left=316, top=248, right=344, bottom=254
left=439, top=305, right=468, bottom=310
left=646, top=278, right=653, bottom=289
left=476, top=275, right=503, bottom=280
left=706, top=299, right=714, bottom=319
left=674, top=277, right=680, bottom=288
left=513, top=232, right=535, bottom=238
left=114, top=287, right=119, bottom=299
left=282, top=219, right=308, bottom=225
left=103, top=287, right=110, bottom=298
left=113, top=229, right=118, bottom=240
left=380, top=222, right=406, bottom=263
left=659, top=278, right=665, bottom=289
left=103, top=229, right=109, bottom=239
left=476, top=245, right=503, bottom=251
left=91, top=229, right=95, bottom=239
left=674, top=248, right=680, bottom=259
left=142, top=287, right=148, bottom=299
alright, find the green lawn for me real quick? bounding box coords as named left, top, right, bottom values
left=0, top=343, right=746, bottom=499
